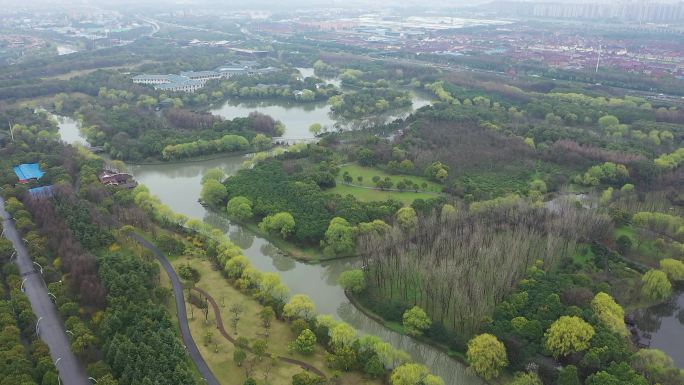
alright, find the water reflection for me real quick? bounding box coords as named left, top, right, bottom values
left=210, top=99, right=335, bottom=139
left=229, top=226, right=255, bottom=250
left=271, top=253, right=296, bottom=272
left=633, top=291, right=684, bottom=367
left=210, top=89, right=433, bottom=139
left=296, top=67, right=341, bottom=87
left=56, top=115, right=88, bottom=146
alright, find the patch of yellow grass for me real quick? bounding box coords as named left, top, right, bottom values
left=172, top=255, right=381, bottom=385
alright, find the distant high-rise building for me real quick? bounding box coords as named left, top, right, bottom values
left=487, top=1, right=684, bottom=23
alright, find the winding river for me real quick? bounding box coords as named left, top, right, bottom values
left=129, top=157, right=484, bottom=385
left=57, top=114, right=484, bottom=385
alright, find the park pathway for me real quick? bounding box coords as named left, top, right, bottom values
left=192, top=286, right=327, bottom=377
left=131, top=233, right=221, bottom=385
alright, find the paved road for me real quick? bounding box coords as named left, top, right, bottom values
left=0, top=195, right=91, bottom=385
left=132, top=234, right=221, bottom=385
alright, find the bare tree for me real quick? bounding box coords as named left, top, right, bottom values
left=230, top=302, right=244, bottom=334
left=358, top=200, right=611, bottom=334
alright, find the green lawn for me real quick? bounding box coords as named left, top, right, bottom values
left=614, top=226, right=664, bottom=266
left=572, top=245, right=595, bottom=266
left=328, top=184, right=437, bottom=205
left=329, top=164, right=442, bottom=204
left=337, top=164, right=443, bottom=192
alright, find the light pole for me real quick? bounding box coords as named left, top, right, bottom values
left=35, top=316, right=43, bottom=336
left=48, top=292, right=57, bottom=303
left=54, top=358, right=62, bottom=385
left=88, top=377, right=98, bottom=384
left=33, top=261, right=43, bottom=274
left=9, top=251, right=16, bottom=261
left=21, top=277, right=28, bottom=292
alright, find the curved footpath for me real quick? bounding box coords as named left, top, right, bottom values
left=192, top=286, right=326, bottom=377
left=131, top=234, right=221, bottom=385
left=0, top=195, right=91, bottom=385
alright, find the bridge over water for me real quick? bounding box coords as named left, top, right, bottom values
left=271, top=137, right=320, bottom=145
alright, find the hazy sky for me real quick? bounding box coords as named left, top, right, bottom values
left=2, top=0, right=679, bottom=13
left=1, top=0, right=494, bottom=10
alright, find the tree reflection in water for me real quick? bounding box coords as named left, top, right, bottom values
left=229, top=226, right=254, bottom=250
left=260, top=243, right=296, bottom=271
left=632, top=291, right=684, bottom=367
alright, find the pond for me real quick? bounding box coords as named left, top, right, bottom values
left=296, top=67, right=341, bottom=88
left=209, top=77, right=432, bottom=139
left=632, top=291, right=684, bottom=367
left=210, top=99, right=335, bottom=139
left=55, top=115, right=88, bottom=146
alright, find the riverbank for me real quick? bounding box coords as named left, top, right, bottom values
left=127, top=148, right=257, bottom=166
left=346, top=290, right=469, bottom=362
left=225, top=214, right=358, bottom=263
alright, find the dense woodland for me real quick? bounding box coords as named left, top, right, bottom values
left=60, top=87, right=284, bottom=161
left=221, top=154, right=403, bottom=244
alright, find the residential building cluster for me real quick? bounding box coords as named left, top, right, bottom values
left=0, top=8, right=148, bottom=59
left=489, top=1, right=684, bottom=23
left=266, top=14, right=684, bottom=78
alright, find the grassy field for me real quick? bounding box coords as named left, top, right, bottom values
left=328, top=163, right=442, bottom=204
left=328, top=184, right=437, bottom=205
left=572, top=245, right=595, bottom=266
left=40, top=60, right=158, bottom=80
left=614, top=226, right=668, bottom=267
left=337, top=164, right=442, bottom=192
left=171, top=255, right=380, bottom=385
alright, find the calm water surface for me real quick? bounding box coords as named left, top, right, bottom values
left=56, top=115, right=88, bottom=146
left=633, top=291, right=684, bottom=367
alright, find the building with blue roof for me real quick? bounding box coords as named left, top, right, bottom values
left=13, top=163, right=45, bottom=183
left=28, top=185, right=54, bottom=199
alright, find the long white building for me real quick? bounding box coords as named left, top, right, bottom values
left=132, top=63, right=280, bottom=93
left=132, top=74, right=206, bottom=92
